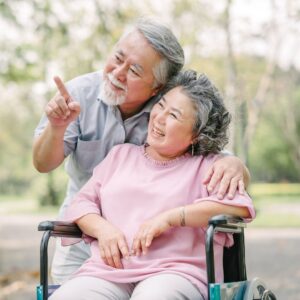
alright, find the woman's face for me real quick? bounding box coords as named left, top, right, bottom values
left=147, top=87, right=196, bottom=160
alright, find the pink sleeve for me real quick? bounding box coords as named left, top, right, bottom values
left=194, top=193, right=256, bottom=222
left=194, top=154, right=256, bottom=247
left=61, top=146, right=119, bottom=246
left=195, top=154, right=256, bottom=220
left=194, top=193, right=255, bottom=248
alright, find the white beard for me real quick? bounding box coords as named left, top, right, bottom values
left=100, top=73, right=127, bottom=106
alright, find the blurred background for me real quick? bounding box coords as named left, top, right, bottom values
left=0, top=0, right=299, bottom=299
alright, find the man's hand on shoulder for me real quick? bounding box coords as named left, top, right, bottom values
left=203, top=155, right=250, bottom=200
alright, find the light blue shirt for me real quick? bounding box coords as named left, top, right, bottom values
left=34, top=71, right=157, bottom=214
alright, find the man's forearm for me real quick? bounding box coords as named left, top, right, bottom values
left=33, top=123, right=66, bottom=172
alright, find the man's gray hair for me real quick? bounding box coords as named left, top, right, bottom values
left=162, top=70, right=231, bottom=156
left=123, top=18, right=184, bottom=88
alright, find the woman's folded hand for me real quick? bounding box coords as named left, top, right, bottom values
left=131, top=212, right=172, bottom=256
left=95, top=221, right=130, bottom=269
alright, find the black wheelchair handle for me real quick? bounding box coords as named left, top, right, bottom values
left=38, top=220, right=82, bottom=238
left=208, top=214, right=246, bottom=228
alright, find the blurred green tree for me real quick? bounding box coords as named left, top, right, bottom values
left=0, top=0, right=300, bottom=208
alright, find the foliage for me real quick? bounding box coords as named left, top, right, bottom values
left=250, top=212, right=300, bottom=228
left=248, top=183, right=300, bottom=228
left=0, top=0, right=139, bottom=205
left=249, top=183, right=300, bottom=197
left=0, top=0, right=300, bottom=206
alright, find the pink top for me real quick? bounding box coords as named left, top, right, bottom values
left=63, top=144, right=255, bottom=299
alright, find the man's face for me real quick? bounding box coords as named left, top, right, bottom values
left=101, top=31, right=162, bottom=113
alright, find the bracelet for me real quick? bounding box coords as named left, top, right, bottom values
left=180, top=206, right=186, bottom=227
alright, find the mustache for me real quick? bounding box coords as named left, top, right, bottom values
left=107, top=73, right=127, bottom=91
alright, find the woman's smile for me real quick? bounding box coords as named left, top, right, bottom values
left=151, top=125, right=165, bottom=138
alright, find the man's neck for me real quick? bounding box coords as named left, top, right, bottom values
left=118, top=103, right=145, bottom=120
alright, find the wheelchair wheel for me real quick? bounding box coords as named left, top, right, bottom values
left=243, top=278, right=277, bottom=300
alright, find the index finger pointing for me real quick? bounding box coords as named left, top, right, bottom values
left=54, top=76, right=71, bottom=102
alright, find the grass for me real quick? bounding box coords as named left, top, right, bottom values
left=249, top=183, right=300, bottom=197
left=1, top=183, right=300, bottom=226
left=250, top=197, right=300, bottom=227
left=250, top=213, right=300, bottom=227
left=0, top=195, right=58, bottom=215
left=247, top=183, right=300, bottom=227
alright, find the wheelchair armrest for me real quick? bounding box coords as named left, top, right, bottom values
left=38, top=221, right=82, bottom=300
left=38, top=220, right=82, bottom=238
left=208, top=214, right=246, bottom=234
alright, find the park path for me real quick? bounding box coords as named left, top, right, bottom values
left=0, top=213, right=300, bottom=299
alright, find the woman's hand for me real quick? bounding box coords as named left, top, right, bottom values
left=95, top=221, right=130, bottom=269
left=203, top=155, right=250, bottom=199
left=131, top=212, right=172, bottom=256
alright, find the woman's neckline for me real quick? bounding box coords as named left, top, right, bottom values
left=140, top=143, right=191, bottom=167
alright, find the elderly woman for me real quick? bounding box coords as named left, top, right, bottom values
left=50, top=70, right=255, bottom=300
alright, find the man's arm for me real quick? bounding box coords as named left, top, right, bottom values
left=33, top=76, right=80, bottom=172
left=203, top=155, right=250, bottom=200
left=33, top=123, right=66, bottom=172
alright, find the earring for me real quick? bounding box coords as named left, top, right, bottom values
left=191, top=143, right=194, bottom=156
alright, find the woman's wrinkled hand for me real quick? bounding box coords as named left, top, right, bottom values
left=131, top=213, right=171, bottom=256
left=96, top=221, right=130, bottom=269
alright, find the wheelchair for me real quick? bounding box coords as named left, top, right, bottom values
left=37, top=215, right=277, bottom=300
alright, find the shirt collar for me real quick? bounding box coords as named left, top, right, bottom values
left=140, top=94, right=160, bottom=113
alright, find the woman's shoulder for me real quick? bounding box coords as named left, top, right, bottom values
left=190, top=153, right=222, bottom=172
left=93, top=144, right=140, bottom=176
left=108, top=143, right=141, bottom=158
left=192, top=153, right=220, bottom=164
left=201, top=153, right=221, bottom=163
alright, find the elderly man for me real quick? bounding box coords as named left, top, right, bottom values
left=33, top=18, right=249, bottom=284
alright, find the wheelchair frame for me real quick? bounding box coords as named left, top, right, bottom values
left=37, top=215, right=247, bottom=300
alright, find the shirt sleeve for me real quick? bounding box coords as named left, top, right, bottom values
left=194, top=154, right=255, bottom=220
left=60, top=162, right=102, bottom=246
left=193, top=154, right=256, bottom=247
left=60, top=145, right=119, bottom=246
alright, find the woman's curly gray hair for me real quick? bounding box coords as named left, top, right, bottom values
left=161, top=70, right=231, bottom=156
